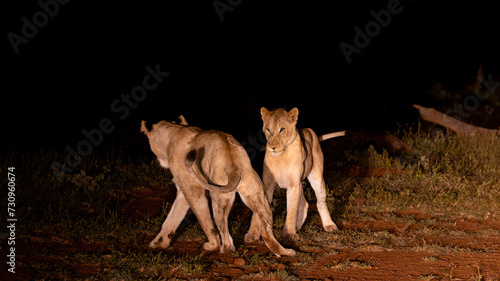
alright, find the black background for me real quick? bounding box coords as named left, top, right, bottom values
left=4, top=0, right=500, bottom=151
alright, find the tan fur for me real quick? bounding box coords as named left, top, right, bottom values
left=259, top=107, right=338, bottom=240
left=141, top=118, right=295, bottom=256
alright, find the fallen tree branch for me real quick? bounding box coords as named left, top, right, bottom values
left=413, top=104, right=500, bottom=137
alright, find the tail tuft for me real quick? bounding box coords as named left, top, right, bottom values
left=318, top=131, right=346, bottom=141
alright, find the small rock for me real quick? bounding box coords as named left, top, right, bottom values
left=64, top=237, right=76, bottom=245
left=51, top=235, right=61, bottom=242
left=272, top=263, right=286, bottom=271
left=233, top=257, right=246, bottom=267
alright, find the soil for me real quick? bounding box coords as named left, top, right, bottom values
left=2, top=184, right=499, bottom=280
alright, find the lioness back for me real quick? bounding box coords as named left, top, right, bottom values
left=188, top=131, right=245, bottom=186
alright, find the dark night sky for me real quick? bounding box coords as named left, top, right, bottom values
left=4, top=1, right=500, bottom=151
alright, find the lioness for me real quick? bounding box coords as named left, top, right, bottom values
left=259, top=107, right=338, bottom=240
left=141, top=118, right=295, bottom=257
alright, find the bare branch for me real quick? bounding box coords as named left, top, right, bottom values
left=413, top=104, right=499, bottom=137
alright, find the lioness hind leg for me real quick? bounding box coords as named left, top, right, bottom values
left=238, top=181, right=295, bottom=257
left=245, top=168, right=277, bottom=243
left=150, top=187, right=190, bottom=249
left=187, top=191, right=222, bottom=252
left=211, top=192, right=236, bottom=253
left=307, top=172, right=338, bottom=231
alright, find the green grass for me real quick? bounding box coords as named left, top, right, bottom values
left=1, top=127, right=499, bottom=279
left=421, top=255, right=439, bottom=262
left=74, top=251, right=207, bottom=279
left=237, top=269, right=299, bottom=281
left=1, top=149, right=171, bottom=239
left=327, top=258, right=373, bottom=271
left=326, top=128, right=500, bottom=220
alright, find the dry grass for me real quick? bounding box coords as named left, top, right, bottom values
left=1, top=128, right=499, bottom=279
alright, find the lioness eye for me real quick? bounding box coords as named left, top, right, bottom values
left=279, top=128, right=285, bottom=133
left=266, top=128, right=271, bottom=133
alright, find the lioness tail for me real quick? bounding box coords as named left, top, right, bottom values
left=189, top=168, right=241, bottom=193
left=318, top=131, right=346, bottom=141
left=185, top=150, right=241, bottom=193
left=194, top=170, right=241, bottom=193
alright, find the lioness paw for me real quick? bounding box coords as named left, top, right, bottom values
left=149, top=240, right=170, bottom=249
left=244, top=231, right=260, bottom=243
left=203, top=241, right=220, bottom=251
left=274, top=247, right=296, bottom=257
left=282, top=248, right=296, bottom=256
left=282, top=231, right=299, bottom=241
left=220, top=244, right=236, bottom=253
left=324, top=223, right=339, bottom=232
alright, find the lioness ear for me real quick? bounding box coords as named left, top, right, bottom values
left=140, top=120, right=149, bottom=134
left=261, top=107, right=271, bottom=121
left=178, top=115, right=189, bottom=125
left=287, top=107, right=299, bottom=123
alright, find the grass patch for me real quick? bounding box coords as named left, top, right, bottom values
left=97, top=251, right=206, bottom=279
left=238, top=269, right=299, bottom=281
left=247, top=253, right=279, bottom=266
left=1, top=128, right=499, bottom=279
left=329, top=129, right=500, bottom=220
left=328, top=258, right=373, bottom=271
left=418, top=274, right=440, bottom=280
left=421, top=256, right=439, bottom=262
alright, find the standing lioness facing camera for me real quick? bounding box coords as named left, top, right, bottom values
left=260, top=107, right=338, bottom=240
left=141, top=118, right=294, bottom=257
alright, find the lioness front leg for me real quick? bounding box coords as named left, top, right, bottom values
left=150, top=186, right=190, bottom=249
left=283, top=183, right=306, bottom=241
left=245, top=211, right=262, bottom=244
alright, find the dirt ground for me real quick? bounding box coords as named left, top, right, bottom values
left=2, top=184, right=499, bottom=280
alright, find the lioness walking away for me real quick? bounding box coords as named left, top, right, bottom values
left=260, top=107, right=338, bottom=240
left=141, top=118, right=295, bottom=257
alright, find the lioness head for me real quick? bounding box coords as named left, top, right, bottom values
left=260, top=107, right=299, bottom=156
left=140, top=116, right=189, bottom=169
